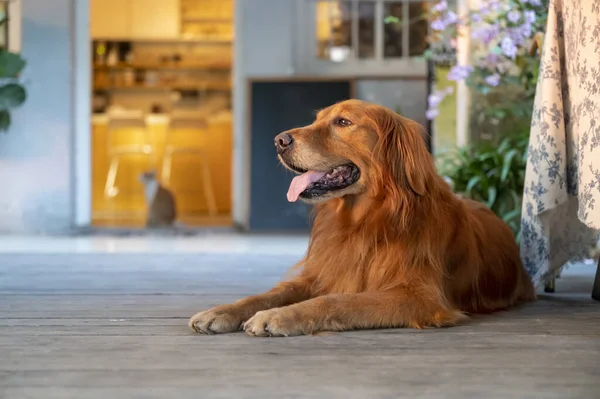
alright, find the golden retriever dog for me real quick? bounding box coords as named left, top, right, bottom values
left=189, top=100, right=536, bottom=337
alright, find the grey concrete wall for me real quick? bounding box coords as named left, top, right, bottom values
left=0, top=0, right=74, bottom=233
left=356, top=79, right=428, bottom=129
left=232, top=0, right=296, bottom=228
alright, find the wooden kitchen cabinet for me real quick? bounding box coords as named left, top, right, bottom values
left=91, top=0, right=180, bottom=40
left=130, top=0, right=180, bottom=39
left=90, top=0, right=132, bottom=39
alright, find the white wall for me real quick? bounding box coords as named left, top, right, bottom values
left=0, top=0, right=75, bottom=233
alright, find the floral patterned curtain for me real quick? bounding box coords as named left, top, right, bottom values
left=520, top=0, right=600, bottom=286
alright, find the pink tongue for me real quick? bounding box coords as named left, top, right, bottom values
left=287, top=171, right=327, bottom=202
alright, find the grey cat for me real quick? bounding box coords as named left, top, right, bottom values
left=138, top=170, right=177, bottom=228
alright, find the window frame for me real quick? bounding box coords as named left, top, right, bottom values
left=0, top=0, right=22, bottom=53
left=294, top=0, right=430, bottom=77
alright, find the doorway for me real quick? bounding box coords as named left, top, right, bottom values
left=85, top=0, right=234, bottom=229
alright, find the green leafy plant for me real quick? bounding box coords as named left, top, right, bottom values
left=439, top=131, right=529, bottom=242
left=0, top=13, right=27, bottom=132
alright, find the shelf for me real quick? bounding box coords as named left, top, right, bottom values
left=92, top=37, right=232, bottom=45
left=182, top=18, right=233, bottom=23
left=179, top=35, right=233, bottom=43
left=93, top=83, right=232, bottom=91
left=94, top=62, right=231, bottom=71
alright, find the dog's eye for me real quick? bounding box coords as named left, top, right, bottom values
left=335, top=118, right=353, bottom=127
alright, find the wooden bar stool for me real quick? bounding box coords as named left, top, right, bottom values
left=104, top=114, right=155, bottom=199
left=162, top=117, right=217, bottom=217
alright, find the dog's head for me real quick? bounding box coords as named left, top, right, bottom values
left=275, top=99, right=433, bottom=205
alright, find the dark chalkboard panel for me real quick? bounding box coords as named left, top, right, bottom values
left=249, top=80, right=353, bottom=231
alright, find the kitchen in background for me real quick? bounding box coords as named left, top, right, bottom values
left=90, top=0, right=233, bottom=228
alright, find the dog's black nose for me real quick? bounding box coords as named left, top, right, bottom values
left=274, top=133, right=293, bottom=154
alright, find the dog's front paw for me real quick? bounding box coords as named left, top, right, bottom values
left=243, top=308, right=307, bottom=337
left=189, top=305, right=244, bottom=335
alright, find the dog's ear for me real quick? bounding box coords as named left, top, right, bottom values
left=370, top=107, right=433, bottom=196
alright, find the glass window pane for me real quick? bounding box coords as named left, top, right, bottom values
left=315, top=1, right=352, bottom=62
left=384, top=1, right=403, bottom=58
left=409, top=1, right=428, bottom=57
left=357, top=1, right=375, bottom=59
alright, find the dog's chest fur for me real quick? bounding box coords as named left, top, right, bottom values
left=303, top=222, right=410, bottom=295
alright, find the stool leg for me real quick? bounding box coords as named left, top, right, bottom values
left=202, top=161, right=218, bottom=217
left=592, top=258, right=600, bottom=301
left=104, top=156, right=120, bottom=198
left=162, top=152, right=173, bottom=186
left=544, top=277, right=555, bottom=293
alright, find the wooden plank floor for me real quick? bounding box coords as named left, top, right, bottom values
left=1, top=253, right=599, bottom=399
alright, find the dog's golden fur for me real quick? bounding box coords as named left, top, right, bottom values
left=189, top=100, right=536, bottom=336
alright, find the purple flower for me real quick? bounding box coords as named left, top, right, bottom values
left=506, top=21, right=533, bottom=46
left=426, top=108, right=440, bottom=120
left=520, top=22, right=533, bottom=38
left=479, top=53, right=501, bottom=70
left=431, top=18, right=446, bottom=31
left=507, top=27, right=525, bottom=45
left=482, top=53, right=500, bottom=70
left=471, top=26, right=485, bottom=41
left=471, top=13, right=481, bottom=23
left=507, top=10, right=521, bottom=23
left=428, top=93, right=444, bottom=108
left=485, top=53, right=500, bottom=65
left=501, top=36, right=518, bottom=58
left=447, top=65, right=474, bottom=81
left=428, top=89, right=453, bottom=108
left=478, top=5, right=490, bottom=16
left=472, top=24, right=500, bottom=45
left=425, top=88, right=453, bottom=120
left=528, top=0, right=542, bottom=6
left=485, top=73, right=501, bottom=86
left=524, top=10, right=536, bottom=24
left=433, top=1, right=447, bottom=12
left=444, top=10, right=458, bottom=25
